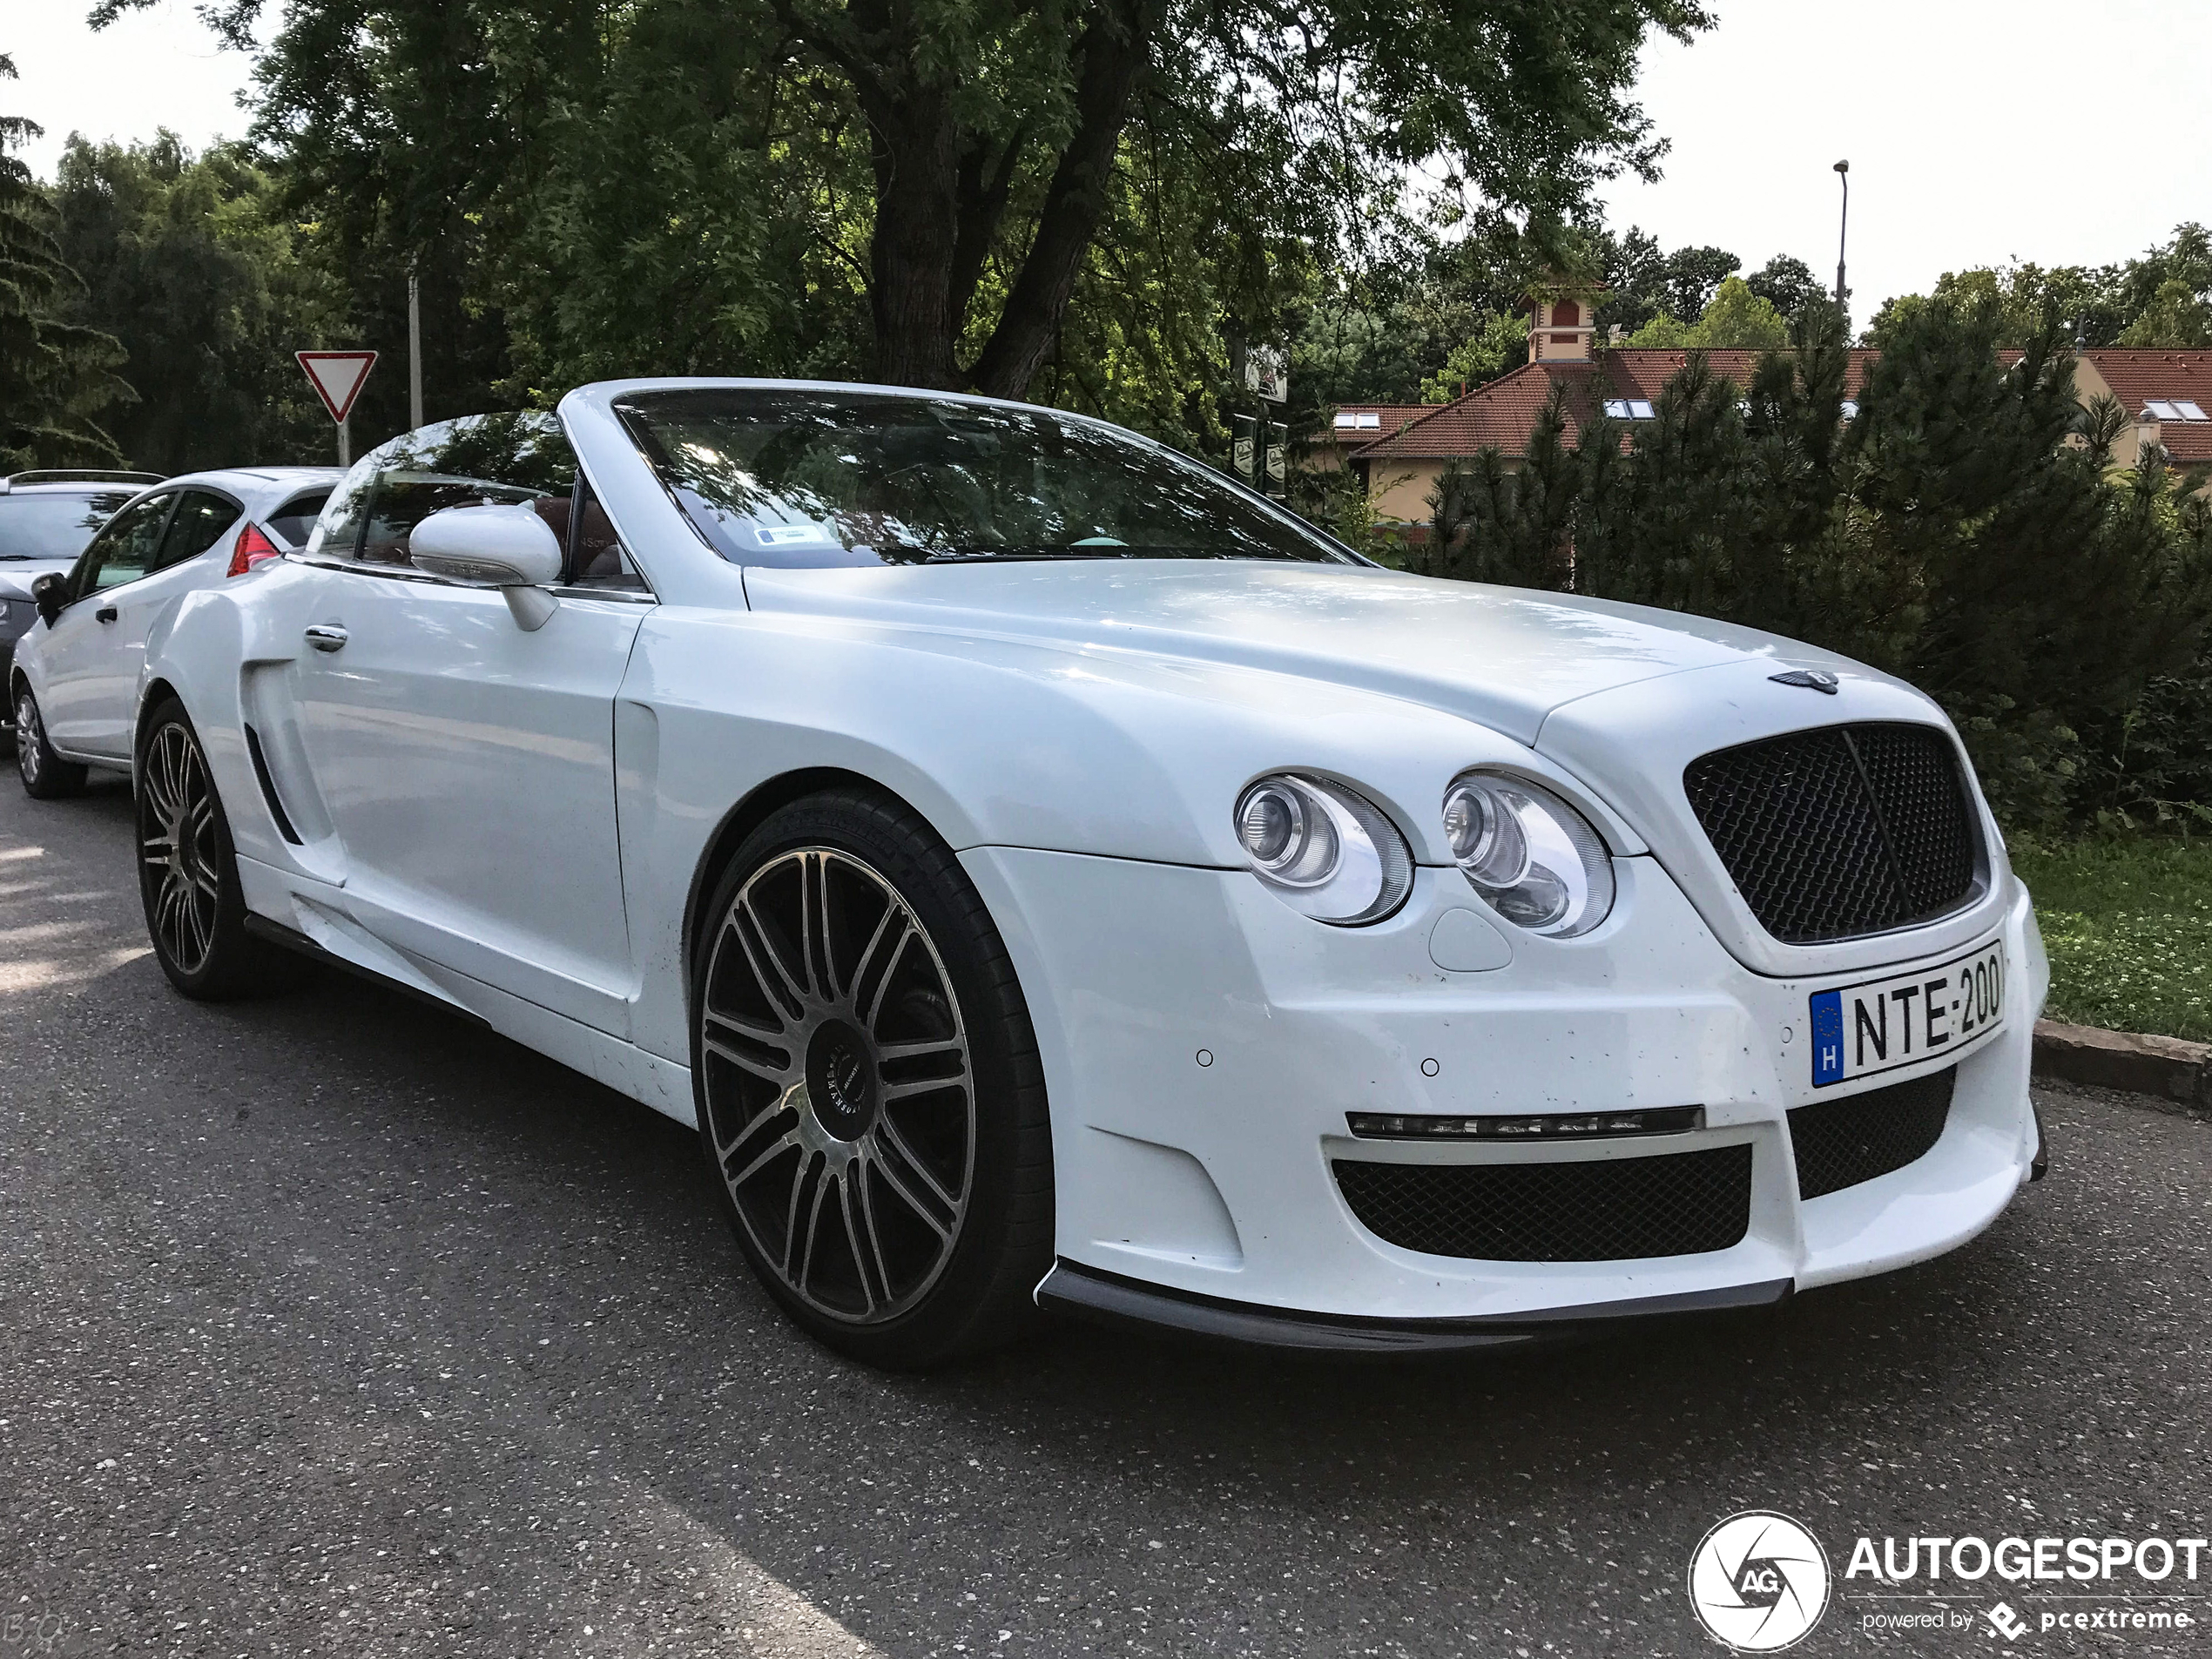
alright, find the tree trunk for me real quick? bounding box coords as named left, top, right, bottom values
left=966, top=0, right=1154, bottom=401
left=866, top=88, right=965, bottom=389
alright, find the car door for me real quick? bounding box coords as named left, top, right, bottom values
left=274, top=415, right=650, bottom=1035
left=37, top=491, right=177, bottom=754
left=83, top=489, right=243, bottom=758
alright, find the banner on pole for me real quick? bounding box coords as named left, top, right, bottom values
left=1243, top=344, right=1287, bottom=403
left=295, top=351, right=379, bottom=424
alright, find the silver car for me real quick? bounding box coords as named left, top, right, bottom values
left=0, top=470, right=165, bottom=720
left=12, top=467, right=341, bottom=797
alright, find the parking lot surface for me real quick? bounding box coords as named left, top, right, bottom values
left=2, top=773, right=2208, bottom=1656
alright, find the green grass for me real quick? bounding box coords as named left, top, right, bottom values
left=2008, top=835, right=2212, bottom=1042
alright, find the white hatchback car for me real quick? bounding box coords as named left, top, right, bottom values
left=13, top=467, right=341, bottom=796
left=125, top=386, right=2047, bottom=1367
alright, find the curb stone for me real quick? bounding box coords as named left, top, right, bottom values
left=2032, top=1018, right=2212, bottom=1112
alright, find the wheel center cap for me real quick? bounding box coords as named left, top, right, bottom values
left=804, top=1018, right=876, bottom=1142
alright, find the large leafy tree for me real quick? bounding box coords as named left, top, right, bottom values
left=1867, top=224, right=2212, bottom=351
left=50, top=133, right=348, bottom=471
left=0, top=53, right=132, bottom=469
left=98, top=0, right=1709, bottom=415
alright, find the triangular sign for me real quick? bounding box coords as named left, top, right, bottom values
left=295, top=350, right=379, bottom=424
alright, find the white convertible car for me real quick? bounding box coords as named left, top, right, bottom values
left=117, top=383, right=2047, bottom=1366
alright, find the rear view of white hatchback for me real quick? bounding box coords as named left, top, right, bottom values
left=12, top=467, right=341, bottom=798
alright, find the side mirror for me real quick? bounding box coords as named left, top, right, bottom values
left=30, top=570, right=67, bottom=628
left=408, top=503, right=564, bottom=631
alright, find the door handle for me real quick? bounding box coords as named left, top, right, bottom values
left=96, top=606, right=117, bottom=624
left=304, top=624, right=348, bottom=653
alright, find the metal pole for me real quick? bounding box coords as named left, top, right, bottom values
left=339, top=414, right=350, bottom=469
left=408, top=267, right=424, bottom=430
left=1832, top=160, right=1850, bottom=310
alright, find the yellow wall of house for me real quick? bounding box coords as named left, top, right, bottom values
left=1366, top=461, right=1447, bottom=523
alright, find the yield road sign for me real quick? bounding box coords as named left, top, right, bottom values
left=295, top=351, right=379, bottom=424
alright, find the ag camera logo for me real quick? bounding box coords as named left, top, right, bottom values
left=1689, top=1511, right=1832, bottom=1651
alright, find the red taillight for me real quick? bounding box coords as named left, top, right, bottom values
left=226, top=522, right=284, bottom=577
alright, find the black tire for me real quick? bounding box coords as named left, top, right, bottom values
left=134, top=698, right=286, bottom=1000
left=14, top=682, right=87, bottom=799
left=691, top=787, right=1054, bottom=1370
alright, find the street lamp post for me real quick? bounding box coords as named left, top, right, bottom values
left=1832, top=160, right=1850, bottom=313
left=407, top=263, right=425, bottom=431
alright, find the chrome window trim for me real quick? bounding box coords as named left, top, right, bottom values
left=284, top=550, right=659, bottom=605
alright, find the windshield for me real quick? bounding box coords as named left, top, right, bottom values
left=615, top=388, right=1356, bottom=569
left=0, top=490, right=138, bottom=562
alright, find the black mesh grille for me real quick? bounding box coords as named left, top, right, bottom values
left=1683, top=722, right=1981, bottom=943
left=1332, top=1145, right=1753, bottom=1262
left=1789, top=1066, right=1954, bottom=1200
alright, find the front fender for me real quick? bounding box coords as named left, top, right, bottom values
left=615, top=604, right=1638, bottom=1068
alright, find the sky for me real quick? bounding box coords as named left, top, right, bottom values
left=1594, top=0, right=2212, bottom=321
left=7, top=0, right=2209, bottom=326
left=9, top=1, right=265, bottom=180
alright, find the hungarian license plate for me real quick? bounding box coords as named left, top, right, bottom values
left=1808, top=941, right=2006, bottom=1088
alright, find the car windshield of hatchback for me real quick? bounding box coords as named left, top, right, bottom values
left=614, top=388, right=1359, bottom=569
left=0, top=490, right=138, bottom=561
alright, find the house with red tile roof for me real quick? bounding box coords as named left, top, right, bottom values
left=2074, top=350, right=2212, bottom=468
left=1331, top=309, right=2211, bottom=530
left=1335, top=294, right=1878, bottom=523
left=1308, top=403, right=1433, bottom=470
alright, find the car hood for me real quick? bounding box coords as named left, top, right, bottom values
left=0, top=558, right=74, bottom=603
left=738, top=560, right=1862, bottom=745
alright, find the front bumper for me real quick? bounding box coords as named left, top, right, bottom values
left=964, top=846, right=2047, bottom=1334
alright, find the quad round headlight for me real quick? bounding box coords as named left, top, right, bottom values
left=1234, top=773, right=1413, bottom=925
left=1441, top=772, right=1615, bottom=938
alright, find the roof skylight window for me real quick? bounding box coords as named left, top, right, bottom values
left=1332, top=412, right=1381, bottom=429
left=2176, top=400, right=2209, bottom=421
left=1602, top=399, right=1629, bottom=418
left=1628, top=400, right=1655, bottom=420
left=2147, top=401, right=2182, bottom=420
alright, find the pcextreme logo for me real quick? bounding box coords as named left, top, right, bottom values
left=1689, top=1511, right=1832, bottom=1651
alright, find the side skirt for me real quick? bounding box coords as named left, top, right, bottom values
left=242, top=908, right=697, bottom=1129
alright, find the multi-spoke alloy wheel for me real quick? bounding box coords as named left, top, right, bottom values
left=133, top=699, right=281, bottom=999
left=693, top=791, right=1053, bottom=1368
left=701, top=846, right=978, bottom=1324
left=14, top=686, right=86, bottom=799
left=141, top=721, right=222, bottom=975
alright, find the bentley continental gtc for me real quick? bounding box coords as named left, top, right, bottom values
left=109, top=382, right=2047, bottom=1366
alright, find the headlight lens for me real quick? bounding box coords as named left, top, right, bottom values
left=1234, top=773, right=1413, bottom=925
left=1441, top=772, right=1615, bottom=937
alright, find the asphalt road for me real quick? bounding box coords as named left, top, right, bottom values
left=2, top=771, right=2209, bottom=1659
